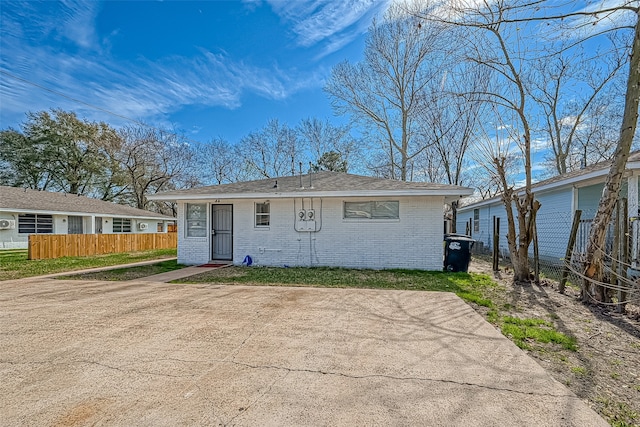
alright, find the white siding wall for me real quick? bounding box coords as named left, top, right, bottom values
left=53, top=215, right=66, bottom=234
left=102, top=218, right=114, bottom=233
left=177, top=196, right=446, bottom=270
left=0, top=212, right=23, bottom=249
left=458, top=186, right=575, bottom=260
left=457, top=200, right=511, bottom=258
left=131, top=219, right=158, bottom=233
left=534, top=188, right=574, bottom=260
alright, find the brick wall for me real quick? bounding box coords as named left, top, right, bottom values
left=176, top=203, right=210, bottom=265
left=178, top=196, right=445, bottom=270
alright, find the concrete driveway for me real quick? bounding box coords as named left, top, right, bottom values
left=0, top=278, right=606, bottom=426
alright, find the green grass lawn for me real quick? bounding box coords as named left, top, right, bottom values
left=174, top=266, right=498, bottom=307
left=57, top=259, right=185, bottom=281
left=0, top=248, right=177, bottom=281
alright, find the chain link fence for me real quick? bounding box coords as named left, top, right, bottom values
left=468, top=207, right=640, bottom=311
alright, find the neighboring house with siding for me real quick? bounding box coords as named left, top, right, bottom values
left=456, top=152, right=640, bottom=265
left=0, top=186, right=175, bottom=249
left=148, top=171, right=473, bottom=270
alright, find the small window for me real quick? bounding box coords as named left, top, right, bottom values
left=255, top=202, right=270, bottom=227
left=344, top=201, right=399, bottom=219
left=113, top=218, right=132, bottom=233
left=473, top=209, right=480, bottom=233
left=18, top=214, right=53, bottom=234
left=186, top=203, right=207, bottom=237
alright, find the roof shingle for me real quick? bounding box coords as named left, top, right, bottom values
left=0, top=186, right=174, bottom=219
left=150, top=171, right=473, bottom=199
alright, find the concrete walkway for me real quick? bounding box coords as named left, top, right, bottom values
left=135, top=264, right=230, bottom=282
left=0, top=277, right=607, bottom=426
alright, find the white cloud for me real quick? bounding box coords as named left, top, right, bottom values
left=58, top=0, right=101, bottom=49
left=0, top=2, right=325, bottom=130
left=265, top=0, right=389, bottom=56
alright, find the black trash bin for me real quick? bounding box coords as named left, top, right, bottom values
left=443, top=234, right=475, bottom=272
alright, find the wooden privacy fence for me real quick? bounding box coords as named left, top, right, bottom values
left=28, top=233, right=177, bottom=260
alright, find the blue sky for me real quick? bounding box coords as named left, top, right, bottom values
left=0, top=0, right=389, bottom=143
left=0, top=0, right=635, bottom=187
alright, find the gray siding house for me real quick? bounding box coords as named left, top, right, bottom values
left=0, top=186, right=175, bottom=249
left=457, top=152, right=640, bottom=265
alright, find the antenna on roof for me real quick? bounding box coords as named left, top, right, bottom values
left=309, top=162, right=314, bottom=189
left=299, top=162, right=304, bottom=189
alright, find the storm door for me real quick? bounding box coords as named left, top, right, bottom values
left=211, top=205, right=233, bottom=260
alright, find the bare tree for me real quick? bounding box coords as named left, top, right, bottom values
left=530, top=43, right=627, bottom=175
left=414, top=0, right=638, bottom=284
left=412, top=62, right=488, bottom=230
left=416, top=0, right=542, bottom=281
left=297, top=118, right=361, bottom=173
left=116, top=126, right=198, bottom=212
left=195, top=137, right=244, bottom=185
left=584, top=7, right=639, bottom=301
left=483, top=0, right=640, bottom=298
left=235, top=119, right=304, bottom=179
left=325, top=3, right=445, bottom=181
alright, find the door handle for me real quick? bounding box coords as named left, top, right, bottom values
left=212, top=229, right=216, bottom=235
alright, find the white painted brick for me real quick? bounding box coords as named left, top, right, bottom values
left=177, top=196, right=446, bottom=270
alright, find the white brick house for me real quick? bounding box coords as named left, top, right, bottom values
left=148, top=172, right=473, bottom=270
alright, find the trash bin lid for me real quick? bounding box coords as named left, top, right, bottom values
left=444, top=234, right=475, bottom=242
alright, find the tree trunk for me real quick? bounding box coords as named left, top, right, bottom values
left=583, top=10, right=640, bottom=302
left=451, top=200, right=458, bottom=233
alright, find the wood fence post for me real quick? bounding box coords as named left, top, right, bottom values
left=560, top=210, right=582, bottom=294
left=493, top=216, right=500, bottom=272
left=532, top=208, right=540, bottom=284
left=619, top=199, right=629, bottom=313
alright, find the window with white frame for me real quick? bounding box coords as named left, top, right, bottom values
left=18, top=214, right=53, bottom=234
left=113, top=218, right=132, bottom=233
left=186, top=203, right=207, bottom=237
left=473, top=209, right=480, bottom=233
left=344, top=201, right=399, bottom=219
left=255, top=202, right=270, bottom=227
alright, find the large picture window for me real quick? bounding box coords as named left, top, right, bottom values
left=113, top=218, right=132, bottom=233
left=186, top=203, right=207, bottom=237
left=344, top=201, right=399, bottom=219
left=255, top=202, right=270, bottom=227
left=18, top=214, right=53, bottom=234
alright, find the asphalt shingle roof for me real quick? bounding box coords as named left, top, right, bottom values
left=0, top=186, right=174, bottom=219
left=150, top=171, right=473, bottom=199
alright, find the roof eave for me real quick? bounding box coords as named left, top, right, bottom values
left=148, top=188, right=475, bottom=202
